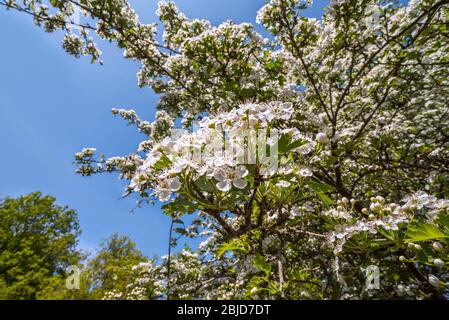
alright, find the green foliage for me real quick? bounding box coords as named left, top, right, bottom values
left=0, top=192, right=81, bottom=300
left=406, top=224, right=448, bottom=243
left=81, top=233, right=149, bottom=300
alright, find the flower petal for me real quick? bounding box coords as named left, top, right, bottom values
left=233, top=179, right=247, bottom=189
left=235, top=166, right=248, bottom=179
left=169, top=177, right=181, bottom=191
left=216, top=180, right=231, bottom=192
left=213, top=167, right=227, bottom=181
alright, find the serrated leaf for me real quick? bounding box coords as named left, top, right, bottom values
left=308, top=181, right=334, bottom=207
left=253, top=255, right=271, bottom=275
left=216, top=242, right=246, bottom=258
left=315, top=191, right=332, bottom=207
left=308, top=181, right=335, bottom=193
left=405, top=224, right=448, bottom=243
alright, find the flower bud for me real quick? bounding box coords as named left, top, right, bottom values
left=428, top=274, right=441, bottom=288
left=433, top=258, right=445, bottom=268
left=370, top=202, right=381, bottom=211
left=399, top=256, right=406, bottom=262
left=432, top=242, right=444, bottom=253
left=316, top=132, right=329, bottom=144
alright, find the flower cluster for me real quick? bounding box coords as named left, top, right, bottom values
left=328, top=192, right=449, bottom=254
left=328, top=195, right=419, bottom=254
left=129, top=102, right=317, bottom=201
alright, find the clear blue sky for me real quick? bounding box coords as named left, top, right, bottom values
left=0, top=0, right=327, bottom=257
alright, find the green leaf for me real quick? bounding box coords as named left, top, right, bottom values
left=277, top=134, right=291, bottom=154
left=308, top=181, right=335, bottom=193
left=436, top=213, right=449, bottom=234
left=216, top=241, right=246, bottom=258
left=253, top=255, right=271, bottom=275
left=316, top=192, right=333, bottom=207
left=378, top=228, right=396, bottom=243
left=278, top=135, right=309, bottom=154
left=162, top=197, right=198, bottom=216
left=153, top=156, right=171, bottom=170
left=194, top=176, right=215, bottom=192
left=174, top=228, right=188, bottom=235
left=308, top=181, right=334, bottom=207
left=405, top=224, right=448, bottom=243
left=287, top=139, right=309, bottom=151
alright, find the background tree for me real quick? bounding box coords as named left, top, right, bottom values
left=33, top=233, right=154, bottom=300
left=82, top=233, right=150, bottom=299
left=0, top=192, right=81, bottom=299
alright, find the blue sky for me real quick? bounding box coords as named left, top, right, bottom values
left=0, top=0, right=327, bottom=257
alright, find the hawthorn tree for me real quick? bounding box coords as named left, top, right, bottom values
left=3, top=0, right=449, bottom=299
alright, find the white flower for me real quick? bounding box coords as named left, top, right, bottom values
left=154, top=177, right=182, bottom=202
left=171, top=157, right=192, bottom=173
left=370, top=202, right=381, bottom=212
left=142, top=150, right=163, bottom=169
left=402, top=191, right=437, bottom=210
left=213, top=154, right=238, bottom=167
left=168, top=177, right=182, bottom=191
left=276, top=180, right=291, bottom=188
left=213, top=166, right=248, bottom=192
left=129, top=171, right=148, bottom=192
left=299, top=168, right=313, bottom=177
left=155, top=188, right=171, bottom=202
left=297, top=142, right=314, bottom=155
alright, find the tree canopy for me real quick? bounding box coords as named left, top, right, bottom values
left=0, top=192, right=81, bottom=299
left=0, top=193, right=153, bottom=300
left=83, top=233, right=150, bottom=299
